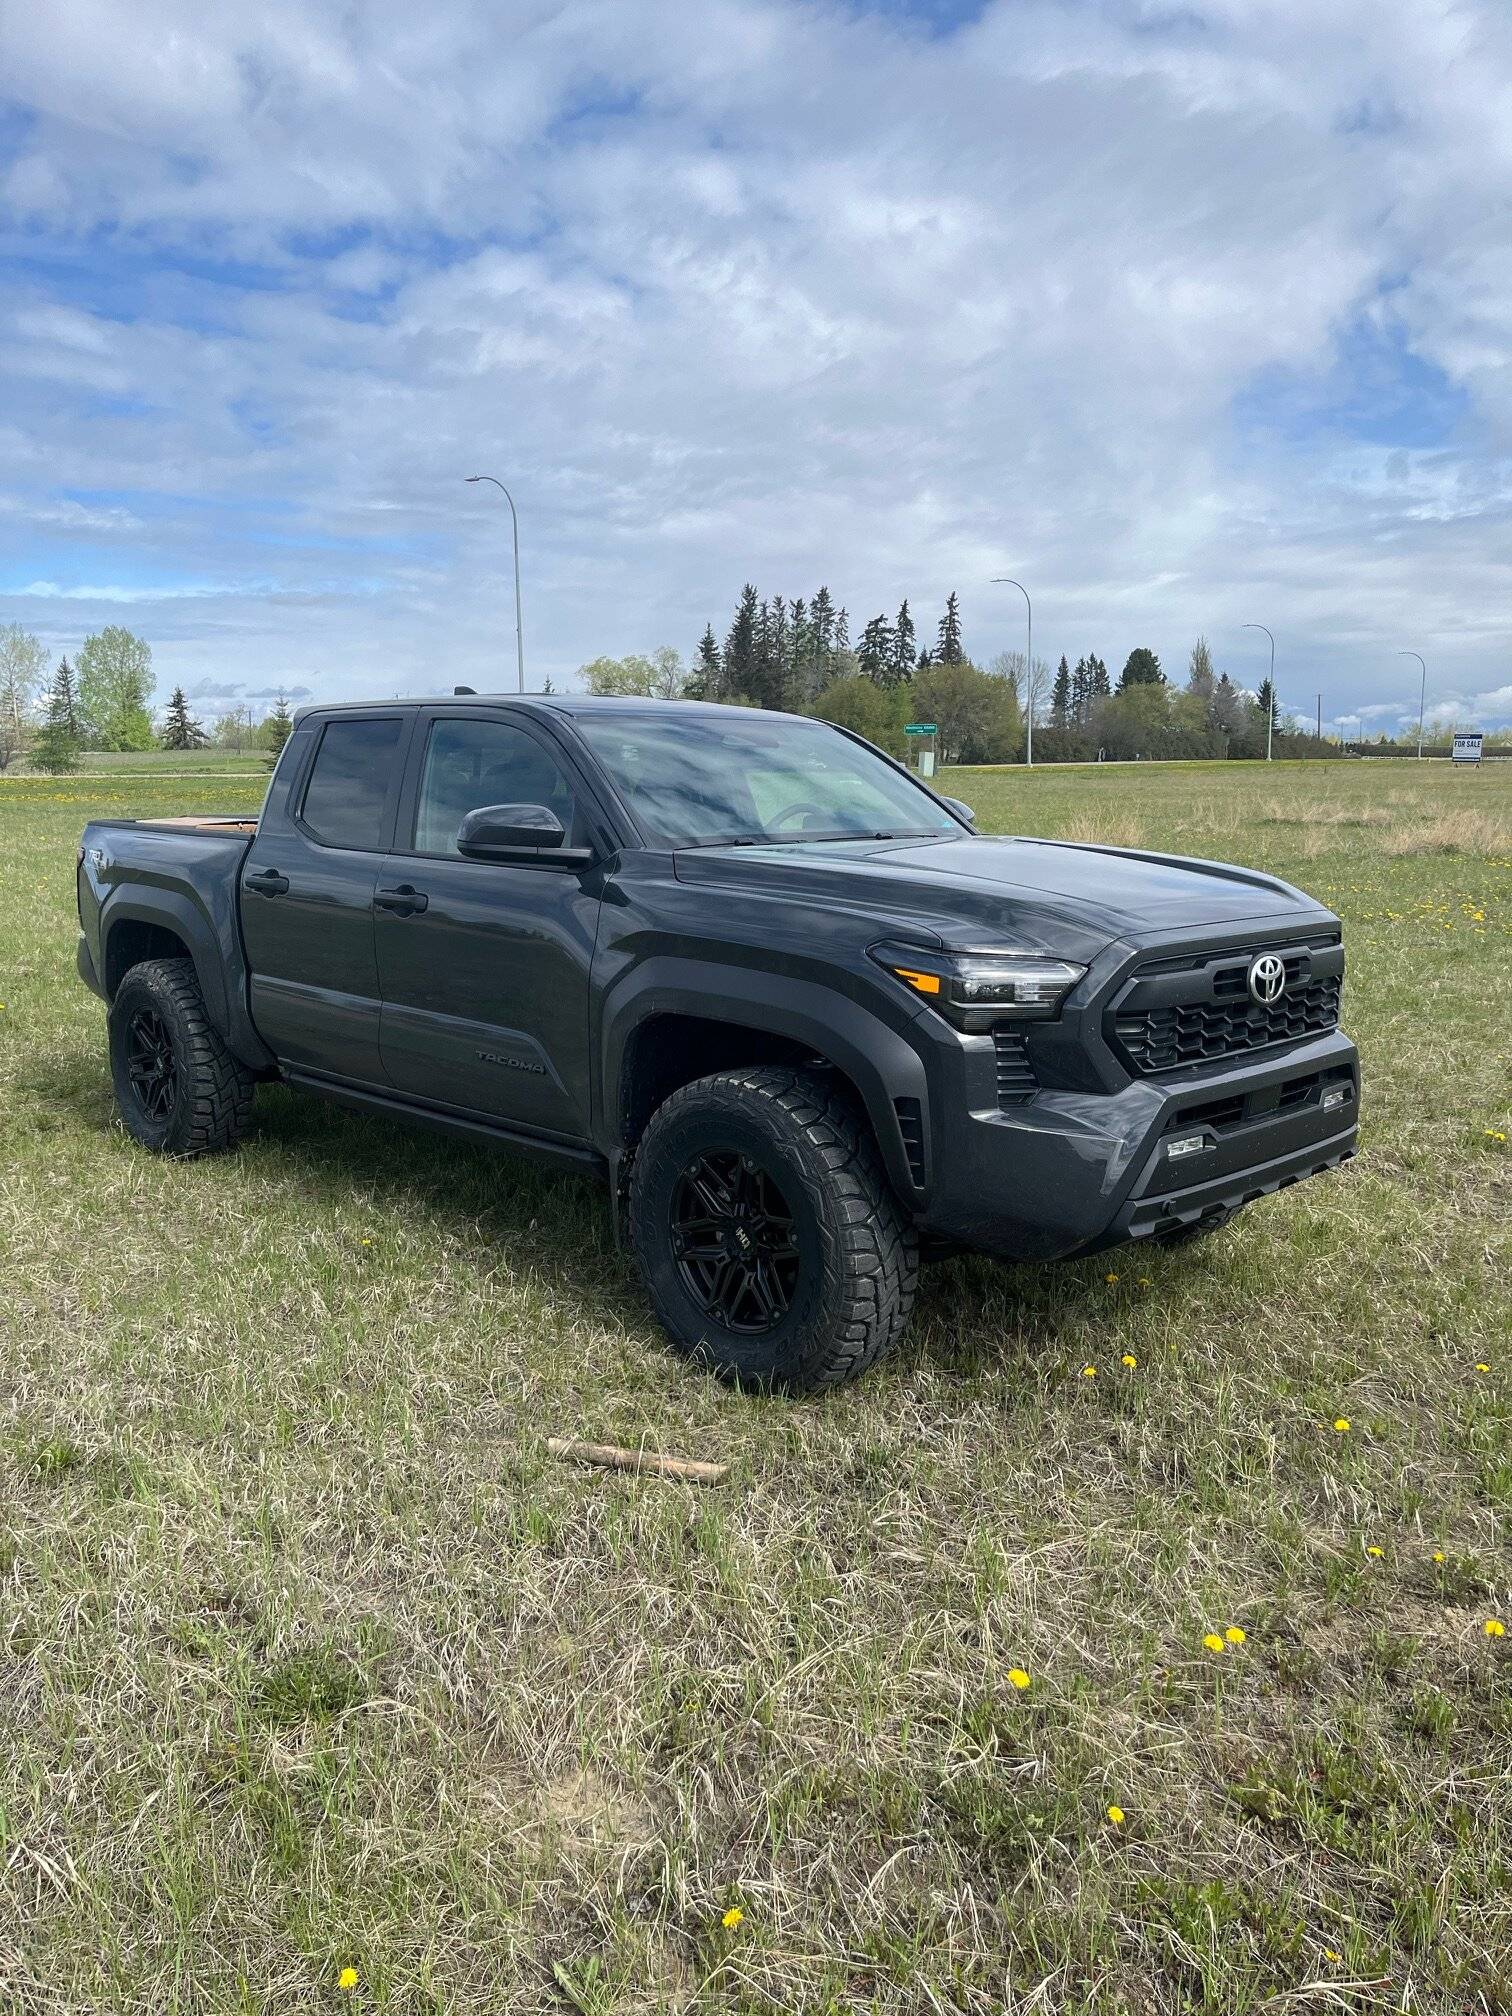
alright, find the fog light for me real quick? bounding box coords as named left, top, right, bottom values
left=1322, top=1084, right=1351, bottom=1112
left=1166, top=1132, right=1211, bottom=1161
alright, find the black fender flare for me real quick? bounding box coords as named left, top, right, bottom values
left=100, top=887, right=274, bottom=1072
left=599, top=956, right=931, bottom=1206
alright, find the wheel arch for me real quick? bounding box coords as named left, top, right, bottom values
left=101, top=890, right=273, bottom=1072
left=601, top=961, right=931, bottom=1208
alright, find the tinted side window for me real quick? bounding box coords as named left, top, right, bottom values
left=413, top=718, right=576, bottom=855
left=300, top=718, right=403, bottom=849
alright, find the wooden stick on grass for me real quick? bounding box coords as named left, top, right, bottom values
left=546, top=1437, right=729, bottom=1485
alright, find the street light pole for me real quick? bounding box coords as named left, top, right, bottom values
left=991, top=577, right=1032, bottom=767
left=1398, top=651, right=1426, bottom=759
left=466, top=475, right=525, bottom=694
left=1242, top=623, right=1275, bottom=761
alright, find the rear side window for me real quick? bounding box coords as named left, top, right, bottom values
left=300, top=717, right=403, bottom=849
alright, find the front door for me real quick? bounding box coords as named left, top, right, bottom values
left=240, top=711, right=410, bottom=1083
left=374, top=709, right=601, bottom=1139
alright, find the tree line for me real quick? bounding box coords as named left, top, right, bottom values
left=0, top=622, right=293, bottom=773
left=581, top=588, right=1338, bottom=765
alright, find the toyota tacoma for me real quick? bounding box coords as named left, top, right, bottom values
left=77, top=696, right=1358, bottom=1390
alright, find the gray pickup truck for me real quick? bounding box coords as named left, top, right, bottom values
left=77, top=695, right=1358, bottom=1390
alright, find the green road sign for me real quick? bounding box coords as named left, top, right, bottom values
left=904, top=723, right=937, bottom=735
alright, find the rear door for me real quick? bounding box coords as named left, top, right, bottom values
left=240, top=710, right=411, bottom=1082
left=374, top=707, right=603, bottom=1138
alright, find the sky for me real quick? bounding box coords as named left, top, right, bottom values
left=2, top=0, right=1511, bottom=735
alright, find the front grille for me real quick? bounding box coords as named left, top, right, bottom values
left=1111, top=938, right=1344, bottom=1076
left=994, top=1029, right=1038, bottom=1107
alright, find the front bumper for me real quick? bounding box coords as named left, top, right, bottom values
left=916, top=1026, right=1359, bottom=1260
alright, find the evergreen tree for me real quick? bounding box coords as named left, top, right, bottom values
left=161, top=685, right=207, bottom=750
left=723, top=585, right=759, bottom=702
left=1118, top=647, right=1164, bottom=691
left=889, top=600, right=916, bottom=686
left=263, top=691, right=293, bottom=771
left=916, top=646, right=933, bottom=671
left=834, top=607, right=850, bottom=654
left=789, top=597, right=811, bottom=700
left=32, top=666, right=81, bottom=774
left=810, top=586, right=835, bottom=661
left=1051, top=655, right=1071, bottom=728
left=694, top=624, right=722, bottom=700
left=936, top=591, right=964, bottom=664
left=1255, top=676, right=1279, bottom=730
left=1089, top=655, right=1111, bottom=706
left=1211, top=672, right=1243, bottom=739
left=858, top=614, right=895, bottom=685
left=51, top=657, right=82, bottom=738
left=769, top=594, right=792, bottom=709
left=1070, top=656, right=1090, bottom=725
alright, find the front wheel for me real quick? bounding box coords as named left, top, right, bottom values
left=628, top=1067, right=918, bottom=1393
left=108, top=957, right=254, bottom=1157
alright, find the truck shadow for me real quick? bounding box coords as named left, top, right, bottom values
left=28, top=1054, right=1127, bottom=1389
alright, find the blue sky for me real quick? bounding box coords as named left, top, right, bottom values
left=2, top=0, right=1510, bottom=731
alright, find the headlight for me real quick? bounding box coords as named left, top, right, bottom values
left=870, top=943, right=1087, bottom=1028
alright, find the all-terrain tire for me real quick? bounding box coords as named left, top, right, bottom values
left=108, top=957, right=255, bottom=1157
left=629, top=1067, right=919, bottom=1393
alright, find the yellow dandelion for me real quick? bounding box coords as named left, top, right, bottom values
left=1104, top=1271, right=1119, bottom=1284
left=1324, top=1949, right=1342, bottom=1963
left=1432, top=1551, right=1445, bottom=1563
left=1485, top=1618, right=1506, bottom=1639
left=1475, top=1363, right=1491, bottom=1374
left=1224, top=1626, right=1246, bottom=1645
left=337, top=1967, right=359, bottom=1993
left=1137, top=1276, right=1152, bottom=1288
left=1081, top=1364, right=1097, bottom=1379
left=721, top=1906, right=744, bottom=1930
left=1008, top=1667, right=1032, bottom=1690
left=1106, top=1804, right=1125, bottom=1825
left=1332, top=1418, right=1351, bottom=1433
left=1366, top=1546, right=1384, bottom=1559
left=1203, top=1633, right=1226, bottom=1655
left=1121, top=1352, right=1137, bottom=1368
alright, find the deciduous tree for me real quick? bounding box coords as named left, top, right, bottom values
left=77, top=626, right=154, bottom=750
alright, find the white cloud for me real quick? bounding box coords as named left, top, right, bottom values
left=0, top=0, right=1510, bottom=724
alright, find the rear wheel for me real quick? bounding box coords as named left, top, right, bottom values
left=629, top=1067, right=918, bottom=1392
left=108, top=958, right=254, bottom=1157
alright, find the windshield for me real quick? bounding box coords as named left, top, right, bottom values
left=575, top=711, right=963, bottom=848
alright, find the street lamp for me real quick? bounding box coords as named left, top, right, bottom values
left=1398, top=651, right=1426, bottom=759
left=991, top=577, right=1032, bottom=767
left=465, top=475, right=526, bottom=694
left=1242, top=623, right=1275, bottom=762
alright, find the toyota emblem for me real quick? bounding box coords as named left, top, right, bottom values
left=1248, top=952, right=1286, bottom=1005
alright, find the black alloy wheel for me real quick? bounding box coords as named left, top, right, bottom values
left=125, top=1006, right=178, bottom=1123
left=670, top=1150, right=801, bottom=1334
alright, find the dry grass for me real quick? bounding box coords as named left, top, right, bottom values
left=1, top=758, right=1509, bottom=2013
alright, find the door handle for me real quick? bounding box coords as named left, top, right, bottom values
left=374, top=884, right=429, bottom=915
left=245, top=867, right=290, bottom=896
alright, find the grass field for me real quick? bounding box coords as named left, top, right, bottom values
left=1, top=757, right=1509, bottom=2014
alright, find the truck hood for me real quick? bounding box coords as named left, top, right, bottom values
left=672, top=833, right=1331, bottom=959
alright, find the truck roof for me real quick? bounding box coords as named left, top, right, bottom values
left=292, top=694, right=805, bottom=724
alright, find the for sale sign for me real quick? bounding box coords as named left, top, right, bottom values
left=1452, top=732, right=1483, bottom=765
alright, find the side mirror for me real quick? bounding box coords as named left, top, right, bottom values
left=456, top=802, right=591, bottom=865
left=941, top=796, right=975, bottom=827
